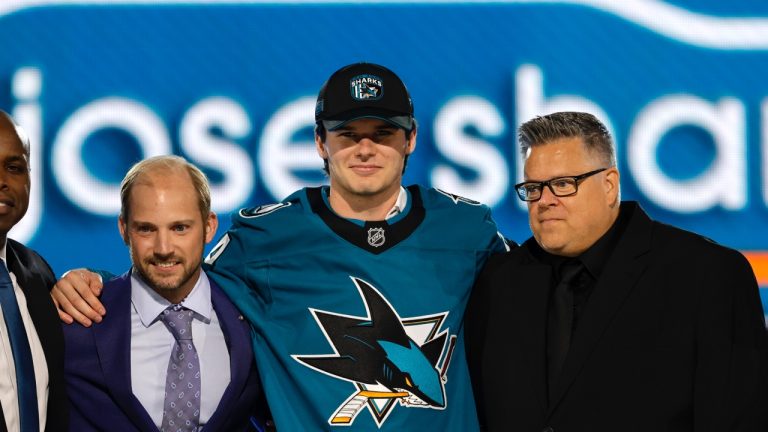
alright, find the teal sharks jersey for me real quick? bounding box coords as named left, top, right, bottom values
left=205, top=185, right=508, bottom=430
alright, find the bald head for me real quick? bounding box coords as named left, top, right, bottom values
left=0, top=111, right=30, bottom=157
left=0, top=110, right=31, bottom=240
left=119, top=155, right=212, bottom=223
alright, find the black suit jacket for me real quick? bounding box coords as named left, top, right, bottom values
left=466, top=202, right=768, bottom=432
left=0, top=239, right=68, bottom=432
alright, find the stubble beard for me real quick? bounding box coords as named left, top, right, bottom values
left=133, top=253, right=201, bottom=300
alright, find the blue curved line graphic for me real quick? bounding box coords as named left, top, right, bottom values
left=2, top=0, right=768, bottom=50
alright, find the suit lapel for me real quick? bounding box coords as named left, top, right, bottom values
left=202, top=278, right=252, bottom=431
left=547, top=204, right=653, bottom=415
left=6, top=245, right=58, bottom=378
left=5, top=242, right=67, bottom=432
left=0, top=245, right=37, bottom=432
left=518, top=267, right=552, bottom=412
left=501, top=242, right=551, bottom=412
left=92, top=272, right=158, bottom=431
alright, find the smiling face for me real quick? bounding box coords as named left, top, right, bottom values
left=0, top=114, right=30, bottom=243
left=525, top=137, right=620, bottom=257
left=118, top=169, right=217, bottom=303
left=316, top=118, right=415, bottom=216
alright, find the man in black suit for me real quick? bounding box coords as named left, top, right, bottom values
left=466, top=111, right=768, bottom=431
left=0, top=110, right=67, bottom=431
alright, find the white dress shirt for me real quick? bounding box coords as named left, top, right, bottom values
left=129, top=270, right=230, bottom=427
left=385, top=186, right=409, bottom=219
left=0, top=245, right=49, bottom=432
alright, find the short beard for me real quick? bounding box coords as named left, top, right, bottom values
left=133, top=254, right=201, bottom=301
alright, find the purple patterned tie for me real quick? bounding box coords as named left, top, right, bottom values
left=159, top=305, right=201, bottom=432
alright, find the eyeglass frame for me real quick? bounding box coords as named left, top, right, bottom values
left=513, top=168, right=608, bottom=202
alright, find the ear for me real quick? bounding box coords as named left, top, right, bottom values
left=204, top=212, right=219, bottom=244
left=315, top=133, right=327, bottom=159
left=118, top=216, right=129, bottom=245
left=405, top=128, right=417, bottom=155
left=604, top=167, right=620, bottom=207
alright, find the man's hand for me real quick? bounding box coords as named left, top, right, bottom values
left=51, top=269, right=105, bottom=327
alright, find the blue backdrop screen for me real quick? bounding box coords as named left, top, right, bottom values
left=0, top=0, right=766, bottom=319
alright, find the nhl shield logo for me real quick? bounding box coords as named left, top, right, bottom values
left=367, top=227, right=386, bottom=247
left=350, top=74, right=383, bottom=101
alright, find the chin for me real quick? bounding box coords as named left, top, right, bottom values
left=148, top=277, right=183, bottom=293
left=537, top=237, right=567, bottom=255
left=352, top=185, right=387, bottom=196
left=137, top=267, right=181, bottom=291
left=541, top=245, right=564, bottom=255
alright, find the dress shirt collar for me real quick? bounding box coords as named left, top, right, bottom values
left=385, top=186, right=409, bottom=219
left=130, top=269, right=213, bottom=327
left=528, top=203, right=631, bottom=281
left=577, top=204, right=631, bottom=280
left=0, top=241, right=6, bottom=265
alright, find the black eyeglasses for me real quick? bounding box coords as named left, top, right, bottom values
left=514, top=168, right=608, bottom=202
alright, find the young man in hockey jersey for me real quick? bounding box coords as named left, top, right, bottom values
left=52, top=63, right=510, bottom=430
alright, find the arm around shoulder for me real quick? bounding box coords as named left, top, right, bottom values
left=50, top=269, right=106, bottom=326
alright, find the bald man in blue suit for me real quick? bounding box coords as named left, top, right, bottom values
left=62, top=156, right=265, bottom=431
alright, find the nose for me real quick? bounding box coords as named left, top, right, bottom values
left=0, top=170, right=8, bottom=190
left=537, top=184, right=559, bottom=207
left=355, top=137, right=377, bottom=158
left=153, top=229, right=174, bottom=256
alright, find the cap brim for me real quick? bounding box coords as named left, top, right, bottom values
left=323, top=115, right=413, bottom=131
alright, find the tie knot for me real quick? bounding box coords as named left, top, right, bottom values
left=159, top=306, right=194, bottom=341
left=558, top=261, right=584, bottom=286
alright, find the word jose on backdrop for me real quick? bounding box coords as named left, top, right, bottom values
left=7, top=63, right=765, bottom=243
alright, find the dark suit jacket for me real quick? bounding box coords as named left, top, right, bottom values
left=466, top=202, right=768, bottom=432
left=0, top=239, right=68, bottom=432
left=63, top=271, right=263, bottom=431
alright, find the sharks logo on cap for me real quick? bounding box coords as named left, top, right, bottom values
left=350, top=74, right=383, bottom=101
left=293, top=277, right=457, bottom=427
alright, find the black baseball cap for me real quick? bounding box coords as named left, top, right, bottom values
left=315, top=62, right=414, bottom=131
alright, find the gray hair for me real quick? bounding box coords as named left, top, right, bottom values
left=518, top=112, right=616, bottom=167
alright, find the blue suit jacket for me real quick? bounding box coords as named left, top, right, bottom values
left=62, top=271, right=264, bottom=431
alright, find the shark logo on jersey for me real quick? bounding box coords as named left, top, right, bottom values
left=239, top=202, right=292, bottom=218
left=435, top=189, right=481, bottom=206
left=293, top=277, right=457, bottom=427
left=367, top=227, right=386, bottom=247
